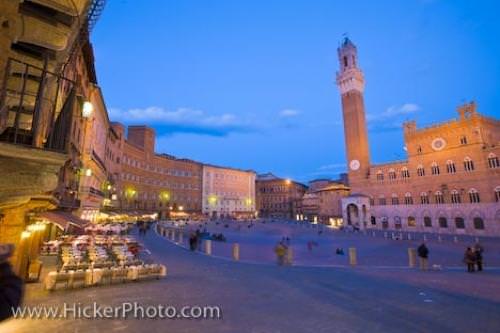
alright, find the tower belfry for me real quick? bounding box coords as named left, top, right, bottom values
left=336, top=37, right=370, bottom=182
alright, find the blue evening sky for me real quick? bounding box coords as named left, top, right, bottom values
left=91, top=0, right=500, bottom=182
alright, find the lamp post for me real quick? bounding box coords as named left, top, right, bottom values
left=159, top=190, right=170, bottom=219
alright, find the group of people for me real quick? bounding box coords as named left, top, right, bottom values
left=274, top=237, right=291, bottom=266
left=464, top=243, right=484, bottom=272
left=417, top=242, right=485, bottom=272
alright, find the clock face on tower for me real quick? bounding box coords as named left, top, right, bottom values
left=349, top=159, right=360, bottom=171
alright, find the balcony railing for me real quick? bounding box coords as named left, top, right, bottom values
left=0, top=58, right=75, bottom=153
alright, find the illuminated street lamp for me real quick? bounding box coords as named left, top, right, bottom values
left=85, top=168, right=92, bottom=177
left=285, top=179, right=292, bottom=185
left=208, top=194, right=217, bottom=205
left=159, top=191, right=170, bottom=201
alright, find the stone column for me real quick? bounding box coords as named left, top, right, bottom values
left=408, top=248, right=416, bottom=268
left=349, top=247, right=357, bottom=266
left=232, top=243, right=239, bottom=261
left=204, top=240, right=212, bottom=255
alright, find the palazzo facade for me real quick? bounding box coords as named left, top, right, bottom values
left=337, top=38, right=500, bottom=235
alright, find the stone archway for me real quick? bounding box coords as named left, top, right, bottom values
left=346, top=203, right=359, bottom=226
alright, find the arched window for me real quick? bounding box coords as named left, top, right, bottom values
left=343, top=56, right=348, bottom=67
left=451, top=190, right=461, bottom=204
left=434, top=191, right=444, bottom=204
left=376, top=170, right=384, bottom=181
left=488, top=153, right=499, bottom=169
left=404, top=192, right=413, bottom=205
left=455, top=217, right=465, bottom=229
left=431, top=162, right=440, bottom=175
left=473, top=217, right=485, bottom=230
left=446, top=160, right=456, bottom=174
left=401, top=167, right=410, bottom=178
left=391, top=193, right=399, bottom=205
left=381, top=217, right=389, bottom=229
left=438, top=217, right=448, bottom=228
left=417, top=164, right=425, bottom=177
left=394, top=216, right=402, bottom=229
left=378, top=195, right=386, bottom=206
left=495, top=186, right=500, bottom=202
left=468, top=189, right=480, bottom=203
left=420, top=192, right=429, bottom=204
left=464, top=157, right=475, bottom=172
left=407, top=216, right=416, bottom=227
left=388, top=169, right=396, bottom=180
left=460, top=135, right=467, bottom=145
left=423, top=216, right=432, bottom=227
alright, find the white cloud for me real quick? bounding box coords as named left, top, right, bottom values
left=318, top=163, right=346, bottom=171
left=367, top=103, right=420, bottom=122
left=279, top=109, right=300, bottom=118
left=108, top=106, right=256, bottom=136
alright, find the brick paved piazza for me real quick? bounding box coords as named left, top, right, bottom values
left=2, top=223, right=500, bottom=333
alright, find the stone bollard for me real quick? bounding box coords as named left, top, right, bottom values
left=384, top=232, right=388, bottom=239
left=391, top=232, right=395, bottom=240
left=453, top=236, right=458, bottom=243
left=475, top=237, right=479, bottom=243
left=204, top=240, right=212, bottom=255
left=423, top=234, right=427, bottom=242
left=287, top=247, right=293, bottom=265
left=349, top=247, right=357, bottom=266
left=372, top=231, right=376, bottom=237
left=399, top=232, right=403, bottom=240
left=232, top=243, right=240, bottom=261
left=178, top=231, right=183, bottom=244
left=408, top=248, right=417, bottom=268
left=407, top=233, right=412, bottom=241
left=438, top=235, right=442, bottom=242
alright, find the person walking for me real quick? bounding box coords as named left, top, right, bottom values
left=189, top=233, right=197, bottom=251
left=417, top=242, right=429, bottom=271
left=274, top=242, right=286, bottom=266
left=474, top=243, right=484, bottom=272
left=464, top=247, right=476, bottom=272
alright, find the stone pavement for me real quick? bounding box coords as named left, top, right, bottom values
left=1, top=225, right=500, bottom=333
left=163, top=220, right=500, bottom=268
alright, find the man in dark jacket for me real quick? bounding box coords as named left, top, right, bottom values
left=0, top=244, right=24, bottom=321
left=417, top=242, right=429, bottom=271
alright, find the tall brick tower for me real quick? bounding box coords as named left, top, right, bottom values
left=336, top=37, right=370, bottom=184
